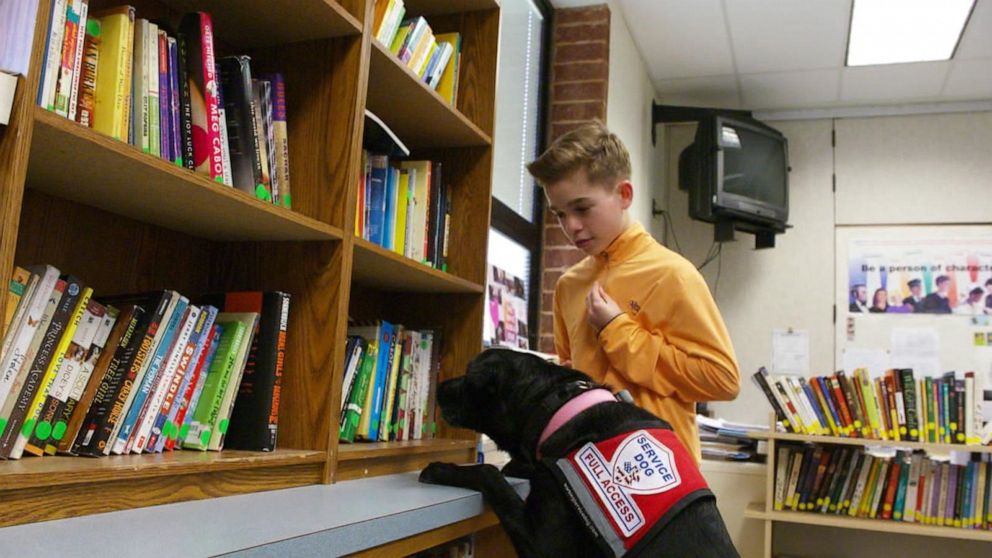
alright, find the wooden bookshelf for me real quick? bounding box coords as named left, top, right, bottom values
left=745, top=503, right=992, bottom=543
left=0, top=0, right=498, bottom=540
left=750, top=430, right=992, bottom=455
left=352, top=237, right=484, bottom=293
left=749, top=420, right=992, bottom=557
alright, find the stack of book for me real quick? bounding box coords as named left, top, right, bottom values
left=338, top=321, right=442, bottom=443
left=371, top=0, right=462, bottom=105
left=753, top=367, right=991, bottom=446
left=356, top=150, right=451, bottom=271
left=0, top=265, right=289, bottom=459
left=697, top=414, right=764, bottom=461
left=36, top=4, right=292, bottom=207
left=774, top=443, right=992, bottom=530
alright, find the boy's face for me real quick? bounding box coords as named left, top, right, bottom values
left=544, top=169, right=632, bottom=256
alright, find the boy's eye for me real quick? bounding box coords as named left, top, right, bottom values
left=575, top=206, right=590, bottom=213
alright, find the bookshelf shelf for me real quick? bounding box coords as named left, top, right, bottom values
left=28, top=108, right=344, bottom=242
left=335, top=439, right=477, bottom=481
left=338, top=438, right=477, bottom=460
left=749, top=430, right=992, bottom=455
left=352, top=237, right=485, bottom=293
left=745, top=503, right=992, bottom=543
left=0, top=449, right=327, bottom=491
left=366, top=40, right=491, bottom=148
left=156, top=0, right=363, bottom=47
left=404, top=1, right=501, bottom=16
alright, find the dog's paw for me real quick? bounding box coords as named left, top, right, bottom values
left=419, top=461, right=462, bottom=485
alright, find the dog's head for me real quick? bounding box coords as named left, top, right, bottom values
left=437, top=348, right=600, bottom=461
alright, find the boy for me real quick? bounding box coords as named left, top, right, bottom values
left=527, top=121, right=740, bottom=462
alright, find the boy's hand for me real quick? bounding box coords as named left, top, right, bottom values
left=586, top=282, right=623, bottom=332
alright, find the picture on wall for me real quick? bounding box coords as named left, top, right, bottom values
left=847, top=234, right=992, bottom=316
left=484, top=264, right=530, bottom=350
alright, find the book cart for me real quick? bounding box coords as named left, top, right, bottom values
left=746, top=415, right=992, bottom=558
left=0, top=0, right=501, bottom=553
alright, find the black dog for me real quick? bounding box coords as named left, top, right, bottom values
left=419, top=349, right=739, bottom=558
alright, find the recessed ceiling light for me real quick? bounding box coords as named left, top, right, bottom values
left=846, top=0, right=976, bottom=66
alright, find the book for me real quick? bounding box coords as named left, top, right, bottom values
left=218, top=56, right=262, bottom=196
left=2, top=266, right=32, bottom=346
left=260, top=72, right=291, bottom=208
left=176, top=31, right=194, bottom=169
left=57, top=304, right=126, bottom=454
left=6, top=280, right=91, bottom=459
left=214, top=292, right=290, bottom=452
left=63, top=0, right=89, bottom=121
left=339, top=339, right=375, bottom=443
left=146, top=22, right=160, bottom=158
left=157, top=29, right=170, bottom=162
left=111, top=292, right=186, bottom=454
left=179, top=12, right=223, bottom=181
left=167, top=36, right=181, bottom=165
left=207, top=312, right=258, bottom=451
left=214, top=61, right=233, bottom=186
left=73, top=304, right=148, bottom=456
left=130, top=18, right=149, bottom=152
left=91, top=5, right=134, bottom=140
left=39, top=0, right=69, bottom=111
left=0, top=270, right=63, bottom=449
left=130, top=304, right=200, bottom=453
left=434, top=32, right=461, bottom=105
left=257, top=78, right=278, bottom=204
left=182, top=317, right=248, bottom=450
left=23, top=298, right=105, bottom=456
left=101, top=291, right=177, bottom=455
left=171, top=323, right=222, bottom=450
left=152, top=306, right=217, bottom=452
left=249, top=78, right=273, bottom=201
left=74, top=17, right=100, bottom=126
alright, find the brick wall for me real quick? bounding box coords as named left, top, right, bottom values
left=538, top=5, right=611, bottom=354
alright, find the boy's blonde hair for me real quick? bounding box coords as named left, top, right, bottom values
left=527, top=120, right=631, bottom=188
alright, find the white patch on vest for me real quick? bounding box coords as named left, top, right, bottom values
left=572, top=430, right=684, bottom=537
left=612, top=431, right=681, bottom=494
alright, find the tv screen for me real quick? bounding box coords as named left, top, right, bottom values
left=681, top=114, right=789, bottom=228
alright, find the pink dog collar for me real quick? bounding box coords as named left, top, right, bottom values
left=536, top=388, right=616, bottom=459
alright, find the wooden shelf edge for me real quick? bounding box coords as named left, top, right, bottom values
left=402, top=0, right=501, bottom=16
left=346, top=510, right=499, bottom=558
left=750, top=431, right=992, bottom=455
left=30, top=108, right=344, bottom=242
left=368, top=41, right=491, bottom=147
left=338, top=438, right=477, bottom=461
left=0, top=448, right=327, bottom=491
left=744, top=502, right=992, bottom=542
left=353, top=237, right=484, bottom=293
left=324, top=0, right=364, bottom=35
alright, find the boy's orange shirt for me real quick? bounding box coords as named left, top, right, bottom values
left=553, top=222, right=740, bottom=462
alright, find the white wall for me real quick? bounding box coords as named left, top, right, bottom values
left=604, top=1, right=660, bottom=229
left=660, top=111, right=992, bottom=426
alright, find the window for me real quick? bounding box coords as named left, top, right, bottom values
left=486, top=0, right=550, bottom=350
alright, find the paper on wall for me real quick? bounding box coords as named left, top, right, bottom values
left=890, top=327, right=941, bottom=376
left=772, top=329, right=809, bottom=376
left=842, top=347, right=890, bottom=378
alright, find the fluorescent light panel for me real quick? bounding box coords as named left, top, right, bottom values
left=847, top=0, right=975, bottom=66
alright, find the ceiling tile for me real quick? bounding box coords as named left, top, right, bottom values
left=740, top=69, right=841, bottom=109
left=726, top=0, right=851, bottom=74
left=618, top=0, right=734, bottom=80
left=943, top=58, right=992, bottom=98
left=654, top=75, right=741, bottom=108
left=955, top=0, right=992, bottom=59
left=840, top=62, right=950, bottom=102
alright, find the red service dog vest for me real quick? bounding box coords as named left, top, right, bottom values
left=551, top=428, right=712, bottom=557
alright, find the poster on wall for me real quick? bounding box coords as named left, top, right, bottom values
left=846, top=234, right=992, bottom=317
left=484, top=264, right=530, bottom=350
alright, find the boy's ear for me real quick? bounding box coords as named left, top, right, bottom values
left=617, top=180, right=633, bottom=209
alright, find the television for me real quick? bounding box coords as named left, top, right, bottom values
left=679, top=114, right=789, bottom=229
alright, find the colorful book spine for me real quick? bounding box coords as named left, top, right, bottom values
left=157, top=29, right=171, bottom=163
left=182, top=320, right=246, bottom=450
left=219, top=56, right=262, bottom=197
left=171, top=323, right=222, bottom=450
left=179, top=12, right=223, bottom=180
left=176, top=31, right=195, bottom=169
left=92, top=5, right=134, bottom=140
left=40, top=0, right=69, bottom=110
left=64, top=0, right=89, bottom=121
left=260, top=72, right=291, bottom=208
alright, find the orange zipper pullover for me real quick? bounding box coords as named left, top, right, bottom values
left=553, top=222, right=740, bottom=461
